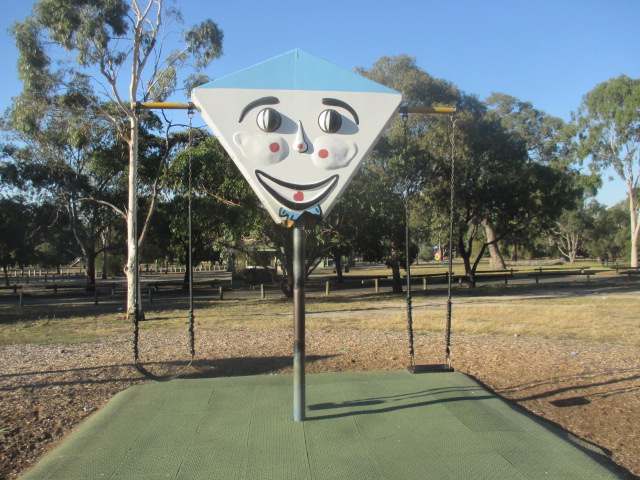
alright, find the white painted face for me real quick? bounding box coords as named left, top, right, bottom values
left=192, top=87, right=401, bottom=224
left=231, top=92, right=361, bottom=214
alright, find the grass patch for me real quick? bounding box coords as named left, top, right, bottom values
left=1, top=283, right=638, bottom=347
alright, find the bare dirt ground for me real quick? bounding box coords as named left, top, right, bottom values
left=1, top=324, right=639, bottom=479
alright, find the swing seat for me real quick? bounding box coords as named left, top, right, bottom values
left=407, top=364, right=454, bottom=374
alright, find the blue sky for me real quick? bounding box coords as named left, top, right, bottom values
left=1, top=0, right=639, bottom=206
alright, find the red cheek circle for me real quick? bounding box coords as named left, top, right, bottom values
left=318, top=149, right=329, bottom=159
left=269, top=142, right=280, bottom=153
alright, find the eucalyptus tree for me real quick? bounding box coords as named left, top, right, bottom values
left=420, top=93, right=581, bottom=285
left=158, top=133, right=255, bottom=284
left=0, top=196, right=33, bottom=285
left=11, top=0, right=224, bottom=315
left=573, top=75, right=640, bottom=267
left=3, top=91, right=123, bottom=284
left=552, top=206, right=592, bottom=263
left=356, top=54, right=458, bottom=292
left=486, top=93, right=568, bottom=165
left=483, top=93, right=584, bottom=268
left=584, top=201, right=629, bottom=264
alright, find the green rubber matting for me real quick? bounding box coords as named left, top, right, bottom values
left=21, top=370, right=625, bottom=479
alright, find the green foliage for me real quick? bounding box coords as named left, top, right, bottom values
left=34, top=0, right=128, bottom=65
left=0, top=197, right=32, bottom=273
left=576, top=75, right=640, bottom=170
left=186, top=19, right=224, bottom=69
left=354, top=55, right=459, bottom=290
left=10, top=0, right=224, bottom=123
left=574, top=75, right=640, bottom=266
left=583, top=201, right=630, bottom=263
left=486, top=93, right=567, bottom=165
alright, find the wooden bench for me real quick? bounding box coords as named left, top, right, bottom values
left=526, top=269, right=598, bottom=284
left=618, top=269, right=640, bottom=276
left=145, top=280, right=219, bottom=292
left=44, top=283, right=117, bottom=295
left=0, top=285, right=22, bottom=294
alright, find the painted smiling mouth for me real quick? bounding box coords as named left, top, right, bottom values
left=255, top=170, right=339, bottom=211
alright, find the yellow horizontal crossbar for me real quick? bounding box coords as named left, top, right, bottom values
left=405, top=106, right=456, bottom=115
left=137, top=102, right=195, bottom=110
left=137, top=102, right=456, bottom=116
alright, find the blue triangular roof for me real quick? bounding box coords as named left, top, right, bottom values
left=198, top=49, right=398, bottom=94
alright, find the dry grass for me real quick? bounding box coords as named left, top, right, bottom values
left=3, top=281, right=637, bottom=348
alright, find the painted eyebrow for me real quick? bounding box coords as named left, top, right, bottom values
left=239, top=96, right=280, bottom=122
left=322, top=98, right=359, bottom=125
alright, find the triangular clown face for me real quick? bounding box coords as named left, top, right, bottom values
left=191, top=49, right=402, bottom=226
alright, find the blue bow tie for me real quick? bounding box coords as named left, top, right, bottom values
left=279, top=205, right=322, bottom=222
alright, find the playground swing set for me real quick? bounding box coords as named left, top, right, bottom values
left=130, top=49, right=458, bottom=419
left=131, top=102, right=458, bottom=378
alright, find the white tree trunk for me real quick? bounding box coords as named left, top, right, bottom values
left=557, top=231, right=580, bottom=263
left=126, top=114, right=140, bottom=317
left=628, top=187, right=639, bottom=268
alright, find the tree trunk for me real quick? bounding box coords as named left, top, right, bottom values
left=85, top=249, right=96, bottom=285
left=510, top=244, right=518, bottom=262
left=101, top=247, right=107, bottom=279
left=333, top=251, right=344, bottom=284
left=482, top=219, right=507, bottom=270
left=126, top=114, right=142, bottom=319
left=557, top=231, right=579, bottom=264
left=101, top=231, right=108, bottom=280
left=389, top=245, right=403, bottom=293
left=458, top=236, right=476, bottom=288
left=182, top=250, right=191, bottom=288
left=278, top=249, right=294, bottom=298
left=3, top=265, right=8, bottom=286
left=629, top=193, right=639, bottom=268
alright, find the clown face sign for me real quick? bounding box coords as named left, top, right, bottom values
left=191, top=49, right=402, bottom=226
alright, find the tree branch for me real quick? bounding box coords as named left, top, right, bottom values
left=76, top=197, right=126, bottom=219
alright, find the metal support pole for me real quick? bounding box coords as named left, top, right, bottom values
left=293, top=224, right=306, bottom=422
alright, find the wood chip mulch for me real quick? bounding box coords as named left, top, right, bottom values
left=1, top=329, right=639, bottom=479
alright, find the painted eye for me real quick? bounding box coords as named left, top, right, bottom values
left=318, top=109, right=342, bottom=133
left=256, top=108, right=282, bottom=132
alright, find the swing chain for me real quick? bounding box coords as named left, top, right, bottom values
left=187, top=106, right=196, bottom=360
left=445, top=112, right=458, bottom=369
left=131, top=107, right=197, bottom=381
left=401, top=110, right=415, bottom=369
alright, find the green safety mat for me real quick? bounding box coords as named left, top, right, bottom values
left=21, top=370, right=625, bottom=479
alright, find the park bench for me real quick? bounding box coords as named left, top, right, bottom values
left=473, top=269, right=516, bottom=285
left=0, top=285, right=22, bottom=294
left=347, top=275, right=389, bottom=293
left=526, top=269, right=599, bottom=284
left=44, top=283, right=117, bottom=295
left=610, top=265, right=633, bottom=274
left=144, top=280, right=219, bottom=292
left=617, top=268, right=640, bottom=276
